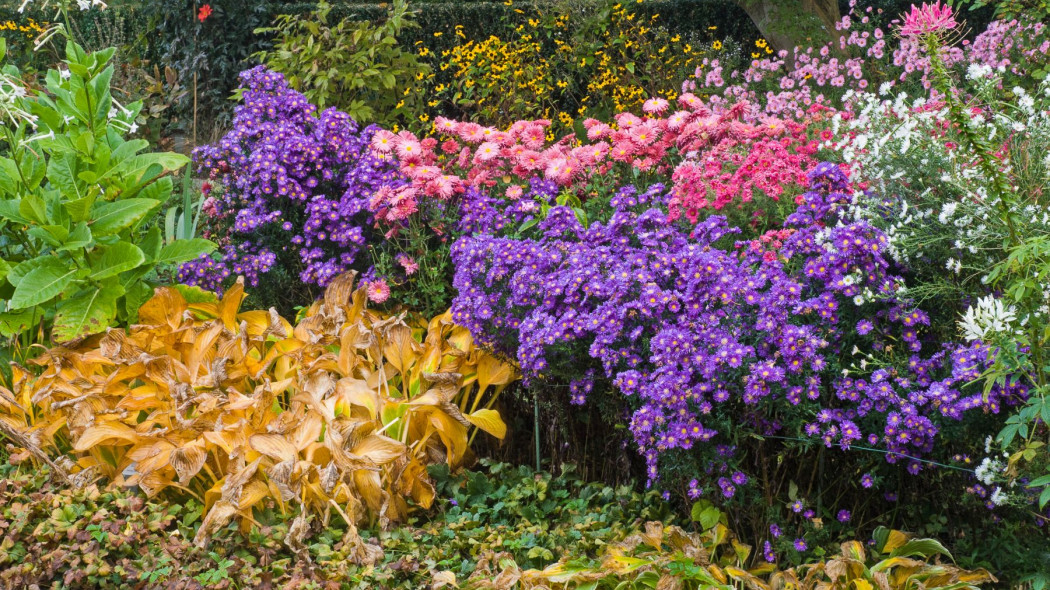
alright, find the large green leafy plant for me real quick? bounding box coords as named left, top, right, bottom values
left=0, top=39, right=213, bottom=345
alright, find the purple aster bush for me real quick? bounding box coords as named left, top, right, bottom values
left=451, top=162, right=1026, bottom=498
left=179, top=67, right=404, bottom=306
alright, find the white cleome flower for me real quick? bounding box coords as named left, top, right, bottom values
left=959, top=295, right=1018, bottom=342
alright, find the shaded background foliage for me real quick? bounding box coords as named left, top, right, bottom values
left=0, top=0, right=997, bottom=143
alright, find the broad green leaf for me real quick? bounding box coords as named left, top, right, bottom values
left=140, top=224, right=162, bottom=261
left=64, top=189, right=99, bottom=222
left=90, top=198, right=159, bottom=236
left=0, top=308, right=38, bottom=337
left=891, top=538, right=953, bottom=561
left=89, top=242, right=145, bottom=280
left=52, top=283, right=122, bottom=341
left=155, top=239, right=215, bottom=266
left=123, top=280, right=152, bottom=322
left=0, top=199, right=28, bottom=225
left=27, top=225, right=70, bottom=248
left=18, top=193, right=48, bottom=225
left=0, top=158, right=19, bottom=195
left=46, top=152, right=83, bottom=200
left=9, top=257, right=77, bottom=309
left=8, top=256, right=53, bottom=286
left=173, top=283, right=218, bottom=304
left=56, top=222, right=93, bottom=252
left=691, top=500, right=722, bottom=531
left=128, top=173, right=173, bottom=204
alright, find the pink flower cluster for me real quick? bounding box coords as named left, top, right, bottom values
left=682, top=2, right=1049, bottom=121
left=370, top=96, right=821, bottom=223
left=899, top=2, right=957, bottom=38
left=669, top=116, right=819, bottom=221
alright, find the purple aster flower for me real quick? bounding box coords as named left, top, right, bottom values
left=856, top=319, right=874, bottom=335
left=790, top=500, right=804, bottom=513
left=837, top=510, right=851, bottom=523
left=770, top=523, right=782, bottom=538
left=861, top=473, right=875, bottom=488
left=793, top=538, right=808, bottom=552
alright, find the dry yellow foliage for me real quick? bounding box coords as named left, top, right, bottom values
left=0, top=271, right=518, bottom=554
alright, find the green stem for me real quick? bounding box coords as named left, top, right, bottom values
left=534, top=386, right=541, bottom=472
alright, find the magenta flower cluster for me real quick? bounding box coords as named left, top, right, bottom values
left=451, top=163, right=1026, bottom=488
left=179, top=67, right=405, bottom=292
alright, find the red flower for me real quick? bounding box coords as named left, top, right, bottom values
left=198, top=4, right=213, bottom=22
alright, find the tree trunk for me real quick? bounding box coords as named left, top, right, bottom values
left=734, top=0, right=842, bottom=54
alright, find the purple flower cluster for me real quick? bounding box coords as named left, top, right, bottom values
left=450, top=162, right=1026, bottom=489
left=179, top=67, right=404, bottom=291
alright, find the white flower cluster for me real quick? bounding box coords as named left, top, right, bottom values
left=834, top=72, right=1050, bottom=293
left=18, top=0, right=106, bottom=12
left=0, top=74, right=34, bottom=128
left=959, top=295, right=1020, bottom=342
left=975, top=455, right=1005, bottom=485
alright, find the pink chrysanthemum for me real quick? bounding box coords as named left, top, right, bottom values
left=475, top=141, right=501, bottom=162
left=395, top=138, right=423, bottom=161
left=642, top=97, right=670, bottom=115
left=396, top=254, right=419, bottom=276
left=899, top=2, right=957, bottom=38
left=366, top=279, right=391, bottom=303
left=371, top=129, right=396, bottom=153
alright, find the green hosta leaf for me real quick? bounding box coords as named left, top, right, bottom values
left=8, top=257, right=77, bottom=309
left=0, top=258, right=9, bottom=284
left=89, top=242, right=146, bottom=280
left=173, top=283, right=218, bottom=304
left=155, top=239, right=215, bottom=266
left=90, top=198, right=159, bottom=236
left=52, top=283, right=122, bottom=341
left=891, top=537, right=953, bottom=561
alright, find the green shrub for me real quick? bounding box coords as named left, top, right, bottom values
left=253, top=0, right=431, bottom=129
